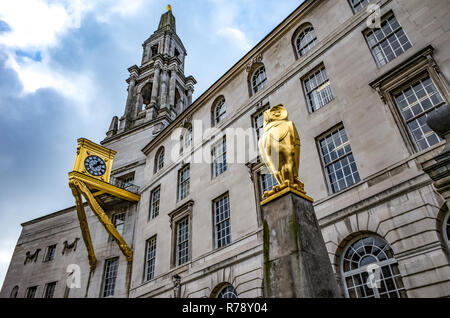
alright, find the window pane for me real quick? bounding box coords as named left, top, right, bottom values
left=342, top=236, right=406, bottom=299
left=44, top=282, right=56, bottom=298
left=260, top=173, right=278, bottom=193
left=150, top=187, right=160, bottom=220
left=178, top=166, right=190, bottom=201
left=296, top=26, right=317, bottom=57
left=212, top=138, right=227, bottom=178
left=112, top=213, right=125, bottom=236
left=319, top=127, right=360, bottom=193
left=365, top=15, right=412, bottom=67
left=217, top=285, right=238, bottom=298
left=252, top=66, right=267, bottom=94
left=177, top=218, right=189, bottom=265
left=350, top=0, right=371, bottom=13
left=144, top=237, right=157, bottom=281
left=394, top=76, right=444, bottom=151
left=214, top=195, right=231, bottom=248
left=103, top=258, right=119, bottom=297
left=304, top=66, right=333, bottom=112
left=214, top=99, right=226, bottom=125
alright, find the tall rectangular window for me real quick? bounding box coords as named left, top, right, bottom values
left=260, top=174, right=278, bottom=194
left=318, top=127, right=361, bottom=193
left=212, top=137, right=227, bottom=178
left=26, top=286, right=38, bottom=298
left=304, top=66, right=334, bottom=112
left=364, top=14, right=412, bottom=68
left=144, top=236, right=157, bottom=281
left=177, top=165, right=190, bottom=201
left=112, top=213, right=125, bottom=237
left=176, top=218, right=189, bottom=266
left=44, top=244, right=56, bottom=262
left=253, top=110, right=265, bottom=141
left=214, top=194, right=231, bottom=249
left=102, top=258, right=119, bottom=297
left=393, top=75, right=445, bottom=151
left=349, top=0, right=371, bottom=13
left=44, top=282, right=57, bottom=298
left=149, top=187, right=161, bottom=220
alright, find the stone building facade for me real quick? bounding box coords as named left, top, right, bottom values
left=1, top=0, right=450, bottom=298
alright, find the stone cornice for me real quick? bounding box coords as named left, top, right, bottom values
left=101, top=115, right=172, bottom=145
left=369, top=45, right=435, bottom=89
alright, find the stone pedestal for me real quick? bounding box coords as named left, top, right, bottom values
left=261, top=190, right=341, bottom=298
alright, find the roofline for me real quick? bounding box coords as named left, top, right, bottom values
left=21, top=205, right=79, bottom=227
left=142, top=0, right=317, bottom=155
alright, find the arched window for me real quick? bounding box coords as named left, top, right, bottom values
left=341, top=235, right=407, bottom=298
left=10, top=286, right=19, bottom=298
left=212, top=97, right=226, bottom=126
left=217, top=285, right=238, bottom=298
left=444, top=211, right=450, bottom=250
left=251, top=65, right=267, bottom=95
left=295, top=25, right=317, bottom=58
left=154, top=147, right=164, bottom=173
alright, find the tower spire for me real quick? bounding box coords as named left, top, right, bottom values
left=107, top=4, right=196, bottom=139
left=158, top=4, right=176, bottom=32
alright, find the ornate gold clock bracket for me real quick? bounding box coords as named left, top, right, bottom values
left=68, top=138, right=140, bottom=297
left=68, top=172, right=140, bottom=272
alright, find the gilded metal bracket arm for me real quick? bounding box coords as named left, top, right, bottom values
left=69, top=180, right=97, bottom=271
left=74, top=179, right=134, bottom=263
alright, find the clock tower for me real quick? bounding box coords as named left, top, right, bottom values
left=106, top=5, right=197, bottom=138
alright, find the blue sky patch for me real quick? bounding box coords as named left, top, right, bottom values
left=15, top=50, right=42, bottom=62
left=0, top=20, right=11, bottom=33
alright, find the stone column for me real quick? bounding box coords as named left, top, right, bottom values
left=164, top=35, right=170, bottom=55
left=261, top=191, right=341, bottom=298
left=187, top=88, right=193, bottom=106
left=150, top=67, right=161, bottom=108
left=160, top=69, right=168, bottom=110
left=124, top=76, right=136, bottom=115
left=168, top=67, right=177, bottom=109
left=178, top=98, right=184, bottom=113
left=122, top=75, right=137, bottom=129
left=135, top=92, right=143, bottom=117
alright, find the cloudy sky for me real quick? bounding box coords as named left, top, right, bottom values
left=0, top=0, right=303, bottom=288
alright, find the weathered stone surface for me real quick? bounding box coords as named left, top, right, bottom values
left=261, top=192, right=340, bottom=298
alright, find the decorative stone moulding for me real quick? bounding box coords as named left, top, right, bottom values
left=246, top=53, right=263, bottom=73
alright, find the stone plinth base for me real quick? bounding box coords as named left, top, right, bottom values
left=261, top=191, right=341, bottom=298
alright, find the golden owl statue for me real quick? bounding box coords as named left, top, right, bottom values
left=258, top=104, right=305, bottom=199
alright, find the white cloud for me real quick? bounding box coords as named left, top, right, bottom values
left=5, top=52, right=94, bottom=118
left=0, top=0, right=78, bottom=49
left=0, top=0, right=146, bottom=105
left=96, top=0, right=146, bottom=23
left=217, top=27, right=252, bottom=52
left=0, top=239, right=15, bottom=289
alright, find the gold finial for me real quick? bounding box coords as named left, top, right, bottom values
left=167, top=4, right=172, bottom=11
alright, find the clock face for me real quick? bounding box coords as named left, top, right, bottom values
left=84, top=155, right=107, bottom=177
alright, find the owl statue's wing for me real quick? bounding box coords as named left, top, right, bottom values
left=258, top=130, right=274, bottom=175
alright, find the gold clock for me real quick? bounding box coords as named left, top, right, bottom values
left=72, top=138, right=116, bottom=183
